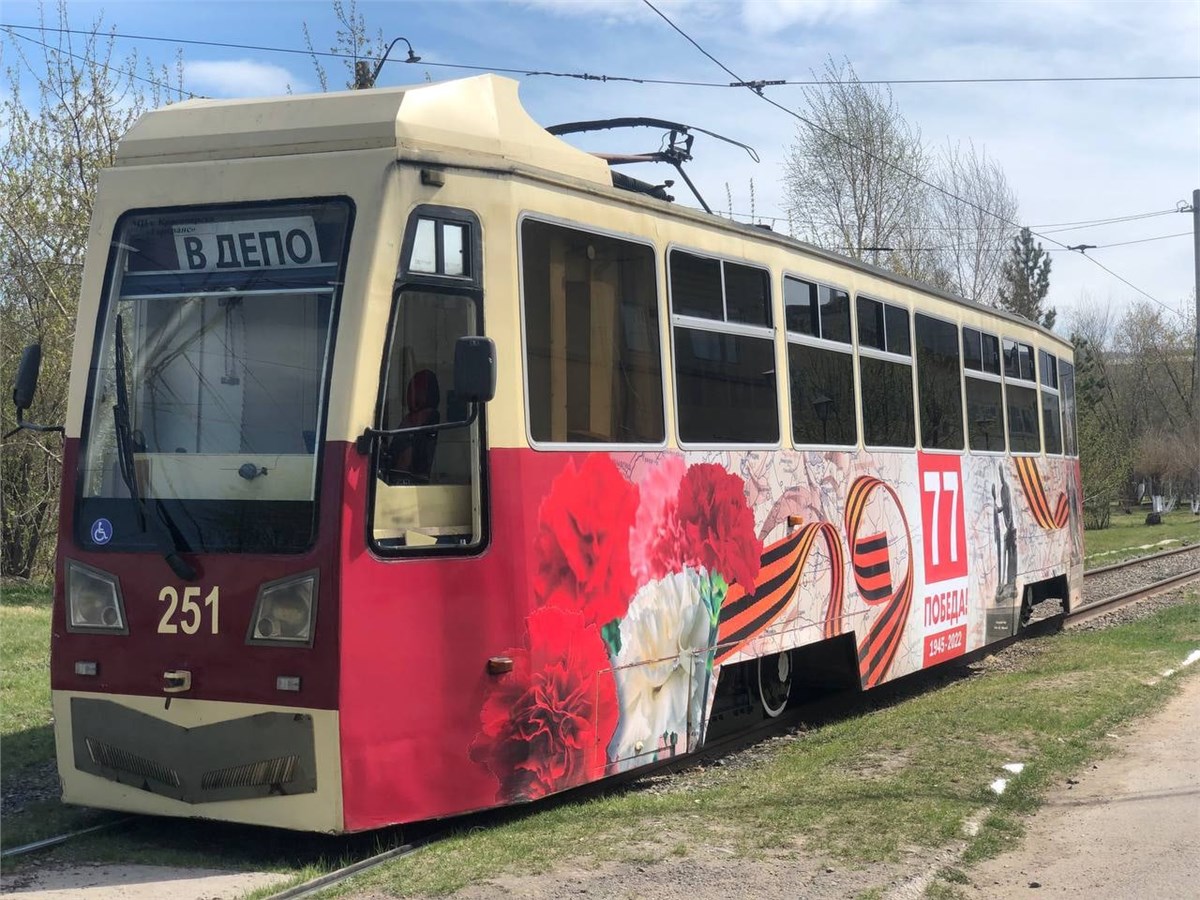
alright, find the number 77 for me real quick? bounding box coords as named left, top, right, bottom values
left=922, top=470, right=960, bottom=567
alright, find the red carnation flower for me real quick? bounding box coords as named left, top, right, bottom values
left=533, top=456, right=639, bottom=627
left=470, top=606, right=618, bottom=802
left=675, top=463, right=762, bottom=590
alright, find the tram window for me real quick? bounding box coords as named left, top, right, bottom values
left=523, top=220, right=664, bottom=443
left=915, top=314, right=964, bottom=450
left=857, top=297, right=884, bottom=350
left=785, top=278, right=850, bottom=343
left=885, top=304, right=911, bottom=355
left=856, top=296, right=910, bottom=354
left=670, top=251, right=723, bottom=320
left=963, top=327, right=983, bottom=371
left=669, top=251, right=772, bottom=328
left=788, top=343, right=856, bottom=446
left=1020, top=344, right=1035, bottom=381
left=372, top=289, right=484, bottom=551
left=860, top=356, right=915, bottom=447
left=408, top=217, right=470, bottom=277
left=966, top=377, right=1005, bottom=452
left=724, top=262, right=771, bottom=327
left=1006, top=383, right=1041, bottom=453
left=1042, top=390, right=1063, bottom=454
left=675, top=327, right=778, bottom=444
left=1060, top=359, right=1079, bottom=456
left=1038, top=350, right=1058, bottom=389
left=981, top=333, right=1001, bottom=374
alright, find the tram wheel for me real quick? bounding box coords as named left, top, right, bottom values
left=757, top=650, right=793, bottom=718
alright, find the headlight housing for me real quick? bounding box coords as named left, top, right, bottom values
left=66, top=560, right=128, bottom=634
left=247, top=571, right=318, bottom=646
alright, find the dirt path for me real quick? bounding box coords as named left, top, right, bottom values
left=0, top=865, right=285, bottom=899
left=964, top=668, right=1200, bottom=898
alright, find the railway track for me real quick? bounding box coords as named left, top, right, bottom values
left=0, top=817, right=134, bottom=860
left=12, top=543, right=1199, bottom=897
left=1072, top=543, right=1200, bottom=627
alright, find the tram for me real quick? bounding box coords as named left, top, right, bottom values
left=11, top=75, right=1082, bottom=832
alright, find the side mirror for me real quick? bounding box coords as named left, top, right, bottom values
left=453, top=336, right=496, bottom=404
left=13, top=344, right=43, bottom=413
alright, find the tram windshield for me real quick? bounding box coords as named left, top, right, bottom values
left=77, top=200, right=352, bottom=553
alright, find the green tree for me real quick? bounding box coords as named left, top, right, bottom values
left=1072, top=334, right=1129, bottom=529
left=1, top=4, right=182, bottom=578
left=998, top=226, right=1055, bottom=329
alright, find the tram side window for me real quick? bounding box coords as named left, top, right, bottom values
left=373, top=289, right=484, bottom=550
left=964, top=327, right=1005, bottom=451
left=785, top=276, right=856, bottom=446
left=1039, top=350, right=1063, bottom=455
left=915, top=314, right=964, bottom=450
left=857, top=297, right=915, bottom=448
left=670, top=250, right=777, bottom=444
left=1059, top=358, right=1079, bottom=457
left=1003, top=338, right=1040, bottom=453
left=523, top=220, right=665, bottom=443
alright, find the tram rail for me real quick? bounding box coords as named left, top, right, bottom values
left=1083, top=542, right=1199, bottom=580
left=0, top=817, right=134, bottom=861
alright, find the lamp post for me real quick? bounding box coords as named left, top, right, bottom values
left=354, top=37, right=422, bottom=90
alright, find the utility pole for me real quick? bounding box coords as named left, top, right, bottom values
left=1192, top=189, right=1199, bottom=419
left=1191, top=189, right=1199, bottom=514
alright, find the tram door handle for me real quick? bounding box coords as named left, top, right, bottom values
left=487, top=657, right=514, bottom=675
left=163, top=669, right=192, bottom=693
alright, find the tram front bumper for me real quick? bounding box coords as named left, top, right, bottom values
left=52, top=690, right=345, bottom=832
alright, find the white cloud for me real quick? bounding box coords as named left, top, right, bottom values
left=740, top=0, right=890, bottom=35
left=185, top=59, right=301, bottom=98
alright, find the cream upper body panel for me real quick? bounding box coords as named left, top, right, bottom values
left=67, top=73, right=1070, bottom=452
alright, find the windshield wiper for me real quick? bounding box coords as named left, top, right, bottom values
left=113, top=315, right=197, bottom=580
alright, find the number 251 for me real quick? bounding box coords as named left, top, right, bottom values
left=158, top=586, right=219, bottom=635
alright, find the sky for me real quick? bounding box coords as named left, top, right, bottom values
left=3, top=0, right=1198, bottom=330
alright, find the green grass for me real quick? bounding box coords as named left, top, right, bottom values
left=1, top=584, right=54, bottom=771
left=334, top=596, right=1200, bottom=897
left=1083, top=507, right=1198, bottom=568
left=3, top=572, right=1197, bottom=894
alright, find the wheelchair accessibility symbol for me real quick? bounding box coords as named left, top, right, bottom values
left=91, top=518, right=113, bottom=545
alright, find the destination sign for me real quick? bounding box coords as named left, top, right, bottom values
left=170, top=216, right=324, bottom=273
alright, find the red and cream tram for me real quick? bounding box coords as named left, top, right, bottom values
left=13, top=75, right=1082, bottom=832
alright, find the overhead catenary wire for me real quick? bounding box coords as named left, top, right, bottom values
left=2, top=18, right=1186, bottom=313
left=3, top=22, right=1198, bottom=90
left=723, top=207, right=1182, bottom=229
left=638, top=0, right=1178, bottom=316
left=6, top=27, right=202, bottom=99
left=831, top=232, right=1191, bottom=254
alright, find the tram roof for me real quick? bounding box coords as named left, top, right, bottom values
left=115, top=74, right=1066, bottom=347
left=114, top=74, right=614, bottom=187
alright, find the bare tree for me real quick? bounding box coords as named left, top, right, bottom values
left=302, top=0, right=387, bottom=91
left=783, top=57, right=929, bottom=269
left=928, top=140, right=1018, bottom=306
left=0, top=3, right=183, bottom=578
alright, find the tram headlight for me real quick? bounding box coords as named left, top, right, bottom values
left=248, top=572, right=318, bottom=646
left=66, top=560, right=128, bottom=634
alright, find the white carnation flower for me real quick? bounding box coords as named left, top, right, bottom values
left=609, top=569, right=712, bottom=766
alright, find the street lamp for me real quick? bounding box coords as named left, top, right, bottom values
left=354, top=37, right=422, bottom=90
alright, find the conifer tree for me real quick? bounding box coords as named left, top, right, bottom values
left=998, top=227, right=1055, bottom=328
